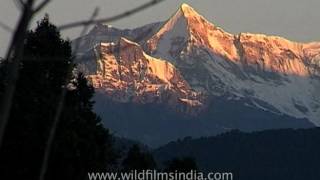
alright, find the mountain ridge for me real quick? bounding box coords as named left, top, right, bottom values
left=142, top=3, right=320, bottom=125
left=74, top=3, right=320, bottom=145
left=153, top=128, right=320, bottom=178
left=147, top=4, right=320, bottom=75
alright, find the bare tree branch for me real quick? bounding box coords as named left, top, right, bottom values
left=0, top=0, right=57, bottom=149
left=73, top=7, right=100, bottom=54
left=38, top=7, right=100, bottom=180
left=17, top=0, right=27, bottom=6
left=0, top=0, right=53, bottom=149
left=0, top=21, right=13, bottom=33
left=38, top=64, right=73, bottom=180
left=58, top=0, right=165, bottom=30
left=33, top=0, right=51, bottom=13
left=0, top=0, right=166, bottom=178
left=0, top=0, right=35, bottom=149
left=13, top=0, right=24, bottom=10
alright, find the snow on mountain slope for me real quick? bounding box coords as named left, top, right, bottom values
left=303, top=42, right=320, bottom=76
left=73, top=21, right=162, bottom=55
left=81, top=37, right=204, bottom=115
left=74, top=3, right=320, bottom=126
left=71, top=3, right=320, bottom=146
left=146, top=3, right=239, bottom=62
left=144, top=3, right=320, bottom=125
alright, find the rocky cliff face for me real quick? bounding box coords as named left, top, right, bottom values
left=73, top=21, right=162, bottom=55
left=85, top=37, right=204, bottom=115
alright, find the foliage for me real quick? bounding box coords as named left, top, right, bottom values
left=0, top=16, right=116, bottom=180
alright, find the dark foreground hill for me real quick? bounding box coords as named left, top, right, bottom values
left=153, top=128, right=320, bottom=180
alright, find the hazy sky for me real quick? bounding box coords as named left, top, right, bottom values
left=1, top=0, right=319, bottom=56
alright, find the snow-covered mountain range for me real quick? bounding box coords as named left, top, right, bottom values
left=74, top=3, right=320, bottom=145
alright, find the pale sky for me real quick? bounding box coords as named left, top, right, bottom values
left=1, top=0, right=320, bottom=56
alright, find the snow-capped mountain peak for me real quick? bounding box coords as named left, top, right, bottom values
left=74, top=3, right=320, bottom=145
left=143, top=4, right=320, bottom=125
left=179, top=3, right=204, bottom=20
left=146, top=4, right=239, bottom=62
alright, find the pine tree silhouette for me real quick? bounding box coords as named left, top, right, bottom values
left=0, top=16, right=116, bottom=180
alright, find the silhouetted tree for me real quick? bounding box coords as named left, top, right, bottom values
left=46, top=73, right=117, bottom=180
left=0, top=16, right=116, bottom=180
left=122, top=144, right=156, bottom=171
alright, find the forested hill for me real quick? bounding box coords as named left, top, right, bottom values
left=153, top=128, right=320, bottom=180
